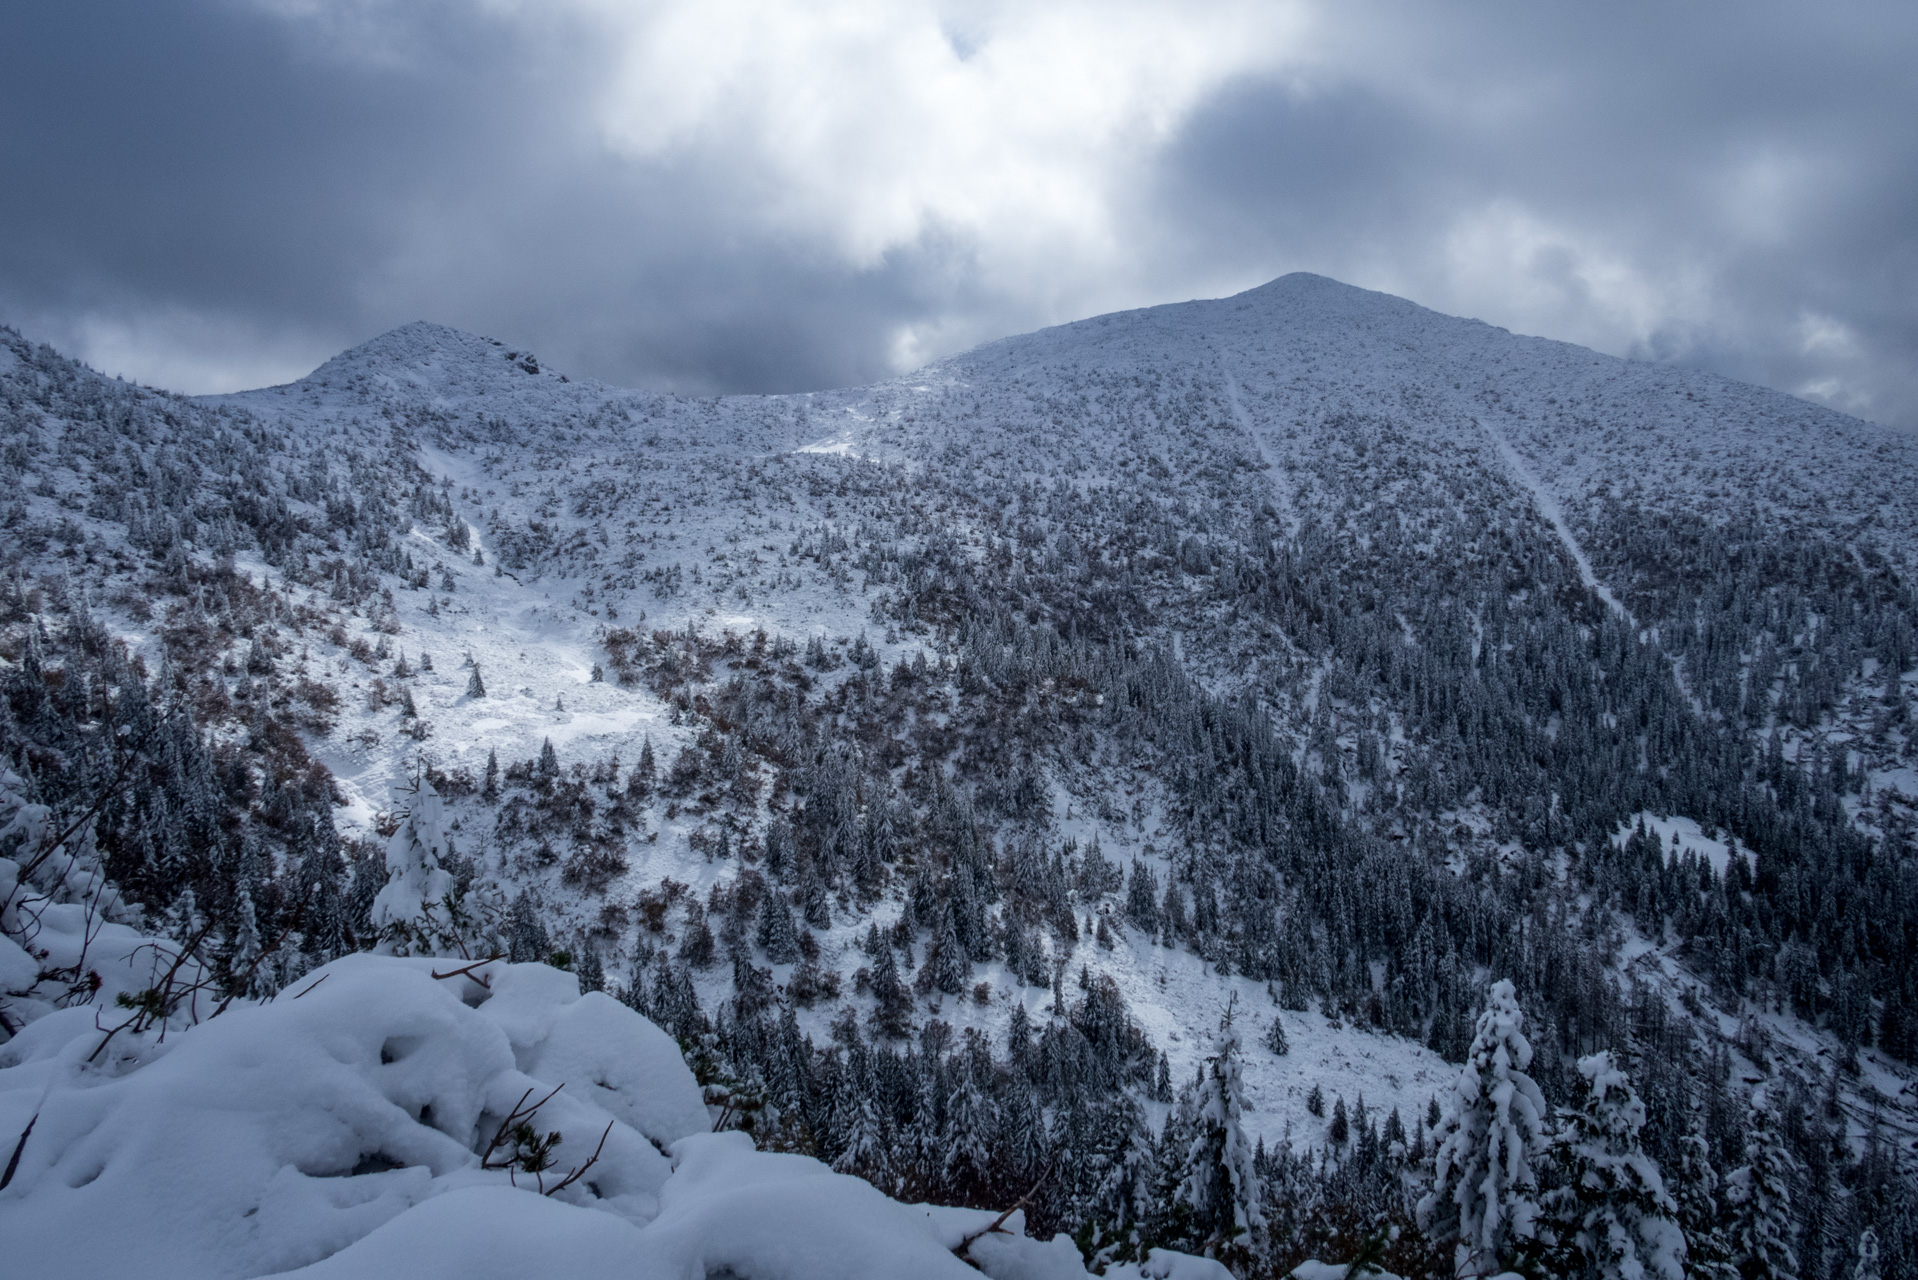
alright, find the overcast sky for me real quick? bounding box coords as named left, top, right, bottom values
left=4, top=1, right=1915, bottom=426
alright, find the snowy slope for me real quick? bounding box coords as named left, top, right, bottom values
left=187, top=275, right=1918, bottom=1151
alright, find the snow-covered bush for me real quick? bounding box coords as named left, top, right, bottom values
left=370, top=780, right=481, bottom=957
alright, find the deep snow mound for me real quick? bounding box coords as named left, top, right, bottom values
left=0, top=953, right=1224, bottom=1280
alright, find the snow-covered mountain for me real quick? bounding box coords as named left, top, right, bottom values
left=3, top=274, right=1915, bottom=1278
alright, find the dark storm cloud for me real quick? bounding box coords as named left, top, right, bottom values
left=0, top=0, right=951, bottom=393
left=1, top=0, right=1914, bottom=424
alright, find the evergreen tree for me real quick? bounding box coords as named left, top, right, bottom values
left=466, top=664, right=486, bottom=698
left=1176, top=996, right=1264, bottom=1262
left=505, top=890, right=549, bottom=963
left=538, top=737, right=559, bottom=781
left=755, top=889, right=803, bottom=965
left=370, top=778, right=458, bottom=955
left=1674, top=1110, right=1735, bottom=1280
left=482, top=748, right=499, bottom=801
left=1263, top=1013, right=1290, bottom=1056
left=643, top=952, right=704, bottom=1042
left=1126, top=860, right=1161, bottom=933
left=678, top=901, right=717, bottom=969
left=576, top=940, right=605, bottom=993
left=230, top=885, right=268, bottom=996
left=1419, top=978, right=1549, bottom=1276
left=869, top=944, right=913, bottom=1040
left=943, top=1067, right=998, bottom=1203
left=1545, top=1051, right=1686, bottom=1280
left=831, top=1057, right=892, bottom=1187
left=1852, top=1228, right=1880, bottom=1280
left=1724, top=1089, right=1800, bottom=1280
left=915, top=896, right=970, bottom=996
left=628, top=736, right=656, bottom=804
left=620, top=947, right=651, bottom=1013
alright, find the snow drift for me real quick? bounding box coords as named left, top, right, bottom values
left=0, top=952, right=1225, bottom=1280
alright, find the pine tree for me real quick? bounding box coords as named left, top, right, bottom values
left=943, top=1068, right=998, bottom=1202
left=576, top=940, right=605, bottom=993
left=869, top=944, right=913, bottom=1040
left=755, top=889, right=803, bottom=965
left=537, top=737, right=559, bottom=781
left=1544, top=1051, right=1686, bottom=1280
left=915, top=896, right=970, bottom=996
left=831, top=1059, right=891, bottom=1186
left=1264, top=1013, right=1290, bottom=1056
left=1724, top=1089, right=1799, bottom=1280
left=370, top=778, right=458, bottom=955
left=678, top=901, right=717, bottom=969
left=506, top=890, right=549, bottom=963
left=620, top=947, right=650, bottom=1013
left=482, top=748, right=499, bottom=801
left=1126, top=860, right=1161, bottom=933
left=1419, top=978, right=1549, bottom=1276
left=628, top=736, right=656, bottom=804
left=1177, top=995, right=1264, bottom=1262
left=230, top=885, right=267, bottom=995
left=1674, top=1110, right=1734, bottom=1280
left=466, top=664, right=486, bottom=698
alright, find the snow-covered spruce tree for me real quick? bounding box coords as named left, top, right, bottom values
left=1418, top=978, right=1549, bottom=1277
left=466, top=664, right=486, bottom=698
left=1176, top=995, right=1264, bottom=1263
left=575, top=939, right=604, bottom=993
left=1724, top=1088, right=1800, bottom=1280
left=1543, top=1051, right=1685, bottom=1280
left=755, top=889, right=803, bottom=965
left=1852, top=1228, right=1879, bottom=1280
left=627, top=735, right=656, bottom=804
left=914, top=895, right=970, bottom=996
left=1264, top=1012, right=1290, bottom=1056
left=1673, top=1110, right=1735, bottom=1280
left=369, top=778, right=459, bottom=956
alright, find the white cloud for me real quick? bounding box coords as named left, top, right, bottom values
left=23, top=306, right=327, bottom=395
left=576, top=1, right=1311, bottom=272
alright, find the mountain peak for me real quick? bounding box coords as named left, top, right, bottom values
left=290, top=321, right=573, bottom=398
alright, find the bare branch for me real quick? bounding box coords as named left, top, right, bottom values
left=544, top=1121, right=614, bottom=1197
left=954, top=1168, right=1050, bottom=1255
left=430, top=955, right=504, bottom=988
left=480, top=1084, right=566, bottom=1169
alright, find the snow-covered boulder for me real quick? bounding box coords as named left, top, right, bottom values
left=0, top=956, right=678, bottom=1277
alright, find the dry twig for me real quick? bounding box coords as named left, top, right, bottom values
left=543, top=1120, right=615, bottom=1197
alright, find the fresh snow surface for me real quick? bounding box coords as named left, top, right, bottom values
left=1613, top=812, right=1754, bottom=877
